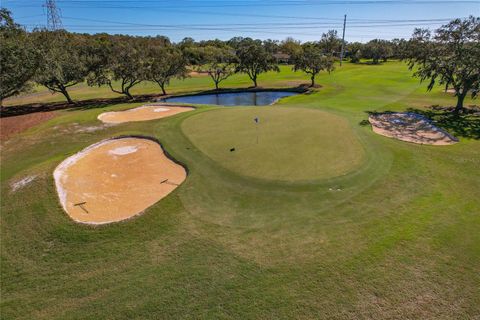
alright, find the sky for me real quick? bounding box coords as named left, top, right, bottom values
left=3, top=0, right=479, bottom=43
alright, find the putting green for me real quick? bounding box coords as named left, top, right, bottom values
left=182, top=107, right=366, bottom=181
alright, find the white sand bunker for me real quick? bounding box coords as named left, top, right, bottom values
left=53, top=137, right=186, bottom=224
left=97, top=105, right=194, bottom=124
left=369, top=112, right=458, bottom=145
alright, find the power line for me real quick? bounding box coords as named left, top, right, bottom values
left=8, top=0, right=474, bottom=41
left=59, top=15, right=458, bottom=28
left=11, top=0, right=480, bottom=8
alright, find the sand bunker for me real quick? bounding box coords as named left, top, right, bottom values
left=369, top=112, right=458, bottom=145
left=53, top=137, right=186, bottom=224
left=97, top=105, right=194, bottom=124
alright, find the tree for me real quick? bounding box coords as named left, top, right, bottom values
left=280, top=37, right=302, bottom=58
left=226, top=36, right=245, bottom=50
left=363, top=39, right=392, bottom=64
left=0, top=9, right=38, bottom=105
left=262, top=39, right=280, bottom=54
left=319, top=30, right=342, bottom=56
left=145, top=46, right=187, bottom=95
left=196, top=46, right=237, bottom=90
left=346, top=42, right=363, bottom=63
left=405, top=16, right=480, bottom=114
left=293, top=44, right=335, bottom=87
left=87, top=36, right=146, bottom=100
left=391, top=38, right=408, bottom=59
left=235, top=38, right=279, bottom=87
left=33, top=30, right=90, bottom=104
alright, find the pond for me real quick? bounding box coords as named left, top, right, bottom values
left=160, top=91, right=299, bottom=106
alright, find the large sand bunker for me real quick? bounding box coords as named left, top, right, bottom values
left=53, top=137, right=186, bottom=224
left=97, top=105, right=194, bottom=124
left=369, top=112, right=458, bottom=145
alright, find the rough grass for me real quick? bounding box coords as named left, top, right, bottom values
left=1, top=61, right=479, bottom=319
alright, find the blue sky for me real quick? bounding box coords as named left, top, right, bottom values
left=3, top=0, right=479, bottom=42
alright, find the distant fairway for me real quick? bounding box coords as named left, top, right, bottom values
left=182, top=107, right=365, bottom=181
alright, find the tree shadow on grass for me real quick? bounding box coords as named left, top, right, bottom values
left=405, top=106, right=480, bottom=140
left=0, top=94, right=159, bottom=118
left=1, top=85, right=310, bottom=118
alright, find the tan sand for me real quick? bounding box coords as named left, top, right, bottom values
left=97, top=105, right=194, bottom=124
left=53, top=137, right=186, bottom=224
left=369, top=113, right=458, bottom=145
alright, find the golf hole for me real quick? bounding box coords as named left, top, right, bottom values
left=53, top=137, right=186, bottom=224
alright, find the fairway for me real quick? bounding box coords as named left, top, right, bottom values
left=1, top=62, right=479, bottom=319
left=182, top=107, right=365, bottom=181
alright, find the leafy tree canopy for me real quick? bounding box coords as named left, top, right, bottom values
left=406, top=16, right=479, bottom=113
left=318, top=30, right=342, bottom=56
left=33, top=30, right=90, bottom=104
left=362, top=39, right=393, bottom=64
left=196, top=46, right=237, bottom=90
left=293, top=44, right=335, bottom=87
left=235, top=38, right=279, bottom=87
left=145, top=45, right=188, bottom=95
left=87, top=35, right=147, bottom=99
left=0, top=9, right=38, bottom=104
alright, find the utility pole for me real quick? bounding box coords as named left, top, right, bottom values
left=340, top=14, right=347, bottom=66
left=44, top=0, right=63, bottom=31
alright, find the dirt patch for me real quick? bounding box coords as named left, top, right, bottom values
left=97, top=105, right=194, bottom=124
left=369, top=112, right=458, bottom=145
left=0, top=111, right=57, bottom=141
left=53, top=137, right=186, bottom=224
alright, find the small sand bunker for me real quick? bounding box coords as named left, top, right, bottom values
left=97, top=105, right=194, bottom=124
left=53, top=137, right=186, bottom=224
left=369, top=112, right=458, bottom=145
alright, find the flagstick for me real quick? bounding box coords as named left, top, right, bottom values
left=254, top=117, right=259, bottom=144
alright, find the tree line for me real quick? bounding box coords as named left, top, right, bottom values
left=1, top=9, right=478, bottom=113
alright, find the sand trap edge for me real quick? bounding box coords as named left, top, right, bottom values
left=97, top=104, right=196, bottom=124
left=53, top=135, right=188, bottom=226
left=368, top=112, right=458, bottom=146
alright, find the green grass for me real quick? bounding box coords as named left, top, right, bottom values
left=1, top=61, right=479, bottom=319
left=182, top=107, right=365, bottom=181
left=3, top=66, right=305, bottom=106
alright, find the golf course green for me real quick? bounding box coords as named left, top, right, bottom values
left=1, top=62, right=479, bottom=319
left=182, top=107, right=365, bottom=181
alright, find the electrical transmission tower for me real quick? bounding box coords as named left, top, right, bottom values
left=44, top=0, right=63, bottom=31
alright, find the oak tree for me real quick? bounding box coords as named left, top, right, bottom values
left=235, top=38, right=279, bottom=87
left=33, top=30, right=90, bottom=104
left=406, top=16, right=479, bottom=113
left=293, top=44, right=335, bottom=87
left=196, top=46, right=237, bottom=90
left=145, top=45, right=187, bottom=95
left=0, top=9, right=38, bottom=105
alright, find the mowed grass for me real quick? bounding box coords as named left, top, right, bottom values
left=182, top=107, right=365, bottom=181
left=2, top=66, right=305, bottom=106
left=1, top=61, right=479, bottom=319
